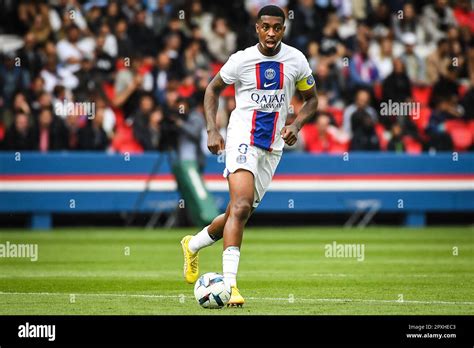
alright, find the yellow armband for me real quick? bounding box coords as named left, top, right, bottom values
left=296, top=75, right=315, bottom=91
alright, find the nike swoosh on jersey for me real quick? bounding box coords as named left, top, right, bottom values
left=263, top=82, right=277, bottom=88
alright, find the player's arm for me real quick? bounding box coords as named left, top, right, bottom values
left=281, top=83, right=318, bottom=146
left=204, top=72, right=229, bottom=154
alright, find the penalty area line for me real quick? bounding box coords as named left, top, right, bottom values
left=0, top=291, right=473, bottom=306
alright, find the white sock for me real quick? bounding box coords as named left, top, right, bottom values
left=188, top=226, right=215, bottom=253
left=223, top=246, right=240, bottom=287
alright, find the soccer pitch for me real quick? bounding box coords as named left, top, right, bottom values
left=0, top=227, right=473, bottom=315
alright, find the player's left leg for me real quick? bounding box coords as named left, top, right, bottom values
left=222, top=169, right=255, bottom=306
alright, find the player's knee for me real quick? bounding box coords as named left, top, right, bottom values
left=230, top=199, right=252, bottom=221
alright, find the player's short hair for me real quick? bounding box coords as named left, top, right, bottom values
left=257, top=5, right=285, bottom=23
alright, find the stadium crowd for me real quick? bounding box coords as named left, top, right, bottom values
left=0, top=0, right=473, bottom=159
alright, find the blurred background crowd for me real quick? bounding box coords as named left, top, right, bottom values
left=0, top=0, right=473, bottom=160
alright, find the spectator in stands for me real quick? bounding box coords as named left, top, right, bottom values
left=170, top=100, right=206, bottom=172
left=422, top=0, right=457, bottom=44
left=0, top=53, right=31, bottom=109
left=56, top=24, right=91, bottom=73
left=290, top=0, right=323, bottom=51
left=371, top=36, right=394, bottom=80
left=343, top=89, right=378, bottom=138
left=64, top=112, right=82, bottom=150
left=426, top=38, right=451, bottom=84
left=382, top=58, right=412, bottom=103
left=392, top=2, right=426, bottom=46
left=204, top=17, right=236, bottom=63
left=93, top=34, right=115, bottom=81
left=74, top=57, right=99, bottom=102
left=17, top=32, right=43, bottom=79
left=349, top=38, right=379, bottom=90
left=10, top=92, right=32, bottom=128
left=319, top=12, right=344, bottom=61
left=105, top=0, right=124, bottom=28
left=381, top=58, right=413, bottom=129
left=183, top=40, right=210, bottom=76
left=27, top=8, right=52, bottom=45
left=350, top=109, right=380, bottom=151
left=132, top=106, right=162, bottom=151
left=366, top=3, right=392, bottom=35
left=27, top=76, right=45, bottom=115
left=3, top=112, right=36, bottom=151
left=121, top=0, right=142, bottom=23
left=400, top=32, right=426, bottom=85
left=387, top=122, right=405, bottom=153
left=129, top=9, right=157, bottom=57
left=302, top=112, right=346, bottom=153
left=307, top=41, right=320, bottom=74
left=36, top=108, right=69, bottom=152
left=113, top=55, right=151, bottom=119
left=162, top=32, right=185, bottom=77
left=314, top=61, right=343, bottom=106
left=77, top=108, right=109, bottom=151
left=130, top=94, right=155, bottom=125
left=425, top=96, right=461, bottom=151
left=40, top=54, right=78, bottom=93
left=430, top=65, right=460, bottom=108
left=114, top=19, right=133, bottom=59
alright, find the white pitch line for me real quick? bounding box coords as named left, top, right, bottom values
left=0, top=292, right=473, bottom=306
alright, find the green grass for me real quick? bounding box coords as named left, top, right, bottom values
left=0, top=227, right=473, bottom=315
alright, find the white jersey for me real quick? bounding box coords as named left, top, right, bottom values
left=220, top=42, right=315, bottom=152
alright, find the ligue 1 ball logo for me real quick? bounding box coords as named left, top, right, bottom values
left=265, top=68, right=276, bottom=80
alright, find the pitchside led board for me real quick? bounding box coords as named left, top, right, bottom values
left=0, top=152, right=472, bottom=229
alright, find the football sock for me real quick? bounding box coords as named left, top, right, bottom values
left=188, top=226, right=215, bottom=253
left=223, top=246, right=240, bottom=287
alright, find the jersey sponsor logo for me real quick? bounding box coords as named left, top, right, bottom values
left=251, top=92, right=286, bottom=110
left=256, top=61, right=284, bottom=90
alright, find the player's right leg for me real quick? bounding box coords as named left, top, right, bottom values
left=181, top=204, right=230, bottom=284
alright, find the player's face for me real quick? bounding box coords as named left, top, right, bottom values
left=256, top=16, right=285, bottom=52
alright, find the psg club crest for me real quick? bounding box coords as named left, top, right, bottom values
left=264, top=68, right=276, bottom=80
left=236, top=155, right=247, bottom=164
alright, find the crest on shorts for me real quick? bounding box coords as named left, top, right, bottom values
left=264, top=68, right=276, bottom=80
left=238, top=143, right=248, bottom=154
left=236, top=155, right=247, bottom=164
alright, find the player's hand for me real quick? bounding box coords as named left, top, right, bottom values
left=207, top=129, right=225, bottom=155
left=280, top=124, right=299, bottom=146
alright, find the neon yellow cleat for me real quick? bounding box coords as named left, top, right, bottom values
left=180, top=235, right=199, bottom=284
left=227, top=286, right=245, bottom=307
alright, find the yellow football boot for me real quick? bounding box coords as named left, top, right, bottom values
left=227, top=286, right=245, bottom=307
left=180, top=235, right=199, bottom=284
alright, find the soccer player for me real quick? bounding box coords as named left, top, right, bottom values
left=181, top=5, right=318, bottom=306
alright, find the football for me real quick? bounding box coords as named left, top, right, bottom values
left=194, top=273, right=231, bottom=309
